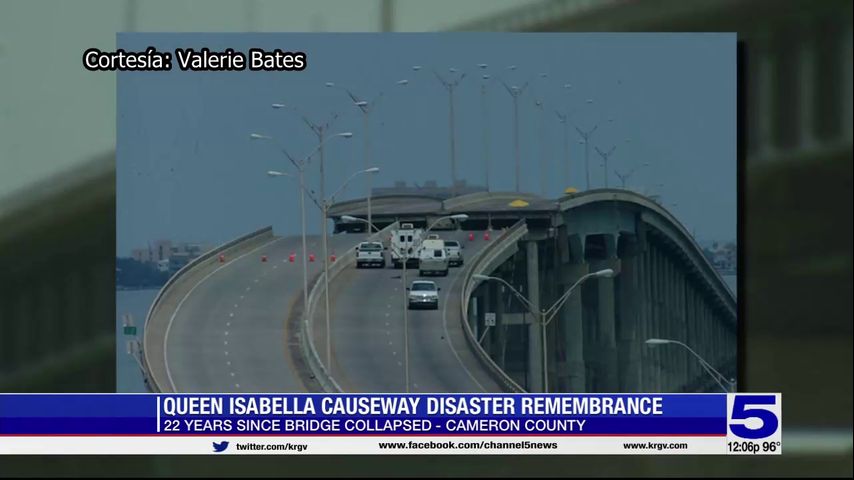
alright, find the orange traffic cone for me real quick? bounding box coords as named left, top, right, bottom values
left=468, top=232, right=475, bottom=241
left=484, top=231, right=491, bottom=241
left=288, top=252, right=295, bottom=263
left=219, top=254, right=225, bottom=263
left=309, top=253, right=316, bottom=262
left=261, top=255, right=268, bottom=262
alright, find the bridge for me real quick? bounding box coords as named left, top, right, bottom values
left=141, top=189, right=736, bottom=394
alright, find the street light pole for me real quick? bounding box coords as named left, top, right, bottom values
left=474, top=268, right=615, bottom=392
left=574, top=124, right=598, bottom=190
left=431, top=68, right=467, bottom=188
left=265, top=168, right=308, bottom=310
left=614, top=162, right=649, bottom=189
left=340, top=215, right=380, bottom=234
left=479, top=67, right=491, bottom=191
left=499, top=79, right=530, bottom=193
left=250, top=131, right=353, bottom=315
left=398, top=213, right=469, bottom=392
left=555, top=110, right=570, bottom=190
left=595, top=145, right=617, bottom=188
left=326, top=79, right=409, bottom=235
left=321, top=167, right=379, bottom=369
left=645, top=338, right=736, bottom=393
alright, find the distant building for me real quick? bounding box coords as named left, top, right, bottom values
left=129, top=240, right=211, bottom=274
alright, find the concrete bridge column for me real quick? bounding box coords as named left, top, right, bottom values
left=561, top=262, right=588, bottom=392
left=641, top=246, right=652, bottom=391
left=638, top=244, right=652, bottom=392
left=666, top=256, right=677, bottom=392
left=617, top=241, right=641, bottom=392
left=649, top=248, right=661, bottom=392
left=654, top=246, right=663, bottom=391
left=689, top=286, right=698, bottom=383
left=591, top=233, right=619, bottom=392
left=678, top=271, right=688, bottom=389
left=662, top=253, right=671, bottom=391
left=526, top=241, right=544, bottom=392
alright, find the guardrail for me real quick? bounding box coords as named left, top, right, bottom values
left=459, top=219, right=529, bottom=393
left=301, top=222, right=400, bottom=393
left=142, top=225, right=274, bottom=393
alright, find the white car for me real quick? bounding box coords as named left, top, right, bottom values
left=444, top=240, right=464, bottom=267
left=355, top=241, right=385, bottom=268
left=407, top=280, right=440, bottom=310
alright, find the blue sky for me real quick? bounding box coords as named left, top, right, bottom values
left=117, top=32, right=736, bottom=255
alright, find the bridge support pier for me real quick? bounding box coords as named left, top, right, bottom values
left=590, top=250, right=620, bottom=392
left=560, top=262, right=588, bottom=392
left=618, top=240, right=642, bottom=392
left=525, top=241, right=544, bottom=392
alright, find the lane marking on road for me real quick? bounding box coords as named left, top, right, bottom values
left=254, top=279, right=259, bottom=283
left=229, top=312, right=234, bottom=317
left=234, top=304, right=238, bottom=308
left=240, top=295, right=244, bottom=300
left=162, top=235, right=284, bottom=392
left=385, top=313, right=390, bottom=317
left=230, top=372, right=235, bottom=377
left=224, top=331, right=229, bottom=336
left=397, top=361, right=402, bottom=367
left=226, top=361, right=231, bottom=366
left=392, top=351, right=397, bottom=356
left=226, top=322, right=231, bottom=327
left=246, top=287, right=251, bottom=292
left=224, top=351, right=229, bottom=356
left=235, top=383, right=240, bottom=389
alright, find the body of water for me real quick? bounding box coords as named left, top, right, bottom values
left=116, top=288, right=159, bottom=392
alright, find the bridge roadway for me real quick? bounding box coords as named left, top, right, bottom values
left=317, top=230, right=505, bottom=393
left=164, top=233, right=359, bottom=392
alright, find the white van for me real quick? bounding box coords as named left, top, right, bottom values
left=418, top=235, right=449, bottom=276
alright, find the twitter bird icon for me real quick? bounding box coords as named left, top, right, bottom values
left=212, top=441, right=229, bottom=453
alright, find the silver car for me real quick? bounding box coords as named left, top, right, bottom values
left=407, top=280, right=441, bottom=310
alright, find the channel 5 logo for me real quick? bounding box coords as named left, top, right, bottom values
left=727, top=394, right=782, bottom=440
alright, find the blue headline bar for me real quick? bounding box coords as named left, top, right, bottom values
left=0, top=394, right=727, bottom=436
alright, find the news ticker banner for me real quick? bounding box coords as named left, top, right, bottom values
left=0, top=393, right=781, bottom=455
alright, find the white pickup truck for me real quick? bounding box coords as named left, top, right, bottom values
left=355, top=241, right=385, bottom=268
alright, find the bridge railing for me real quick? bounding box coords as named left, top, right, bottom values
left=302, top=222, right=399, bottom=393
left=459, top=219, right=529, bottom=393
left=142, top=226, right=274, bottom=393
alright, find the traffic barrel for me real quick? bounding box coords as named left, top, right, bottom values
left=288, top=252, right=295, bottom=263
left=261, top=255, right=268, bottom=262
left=219, top=254, right=225, bottom=263
left=468, top=232, right=475, bottom=241
left=309, top=253, right=316, bottom=262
